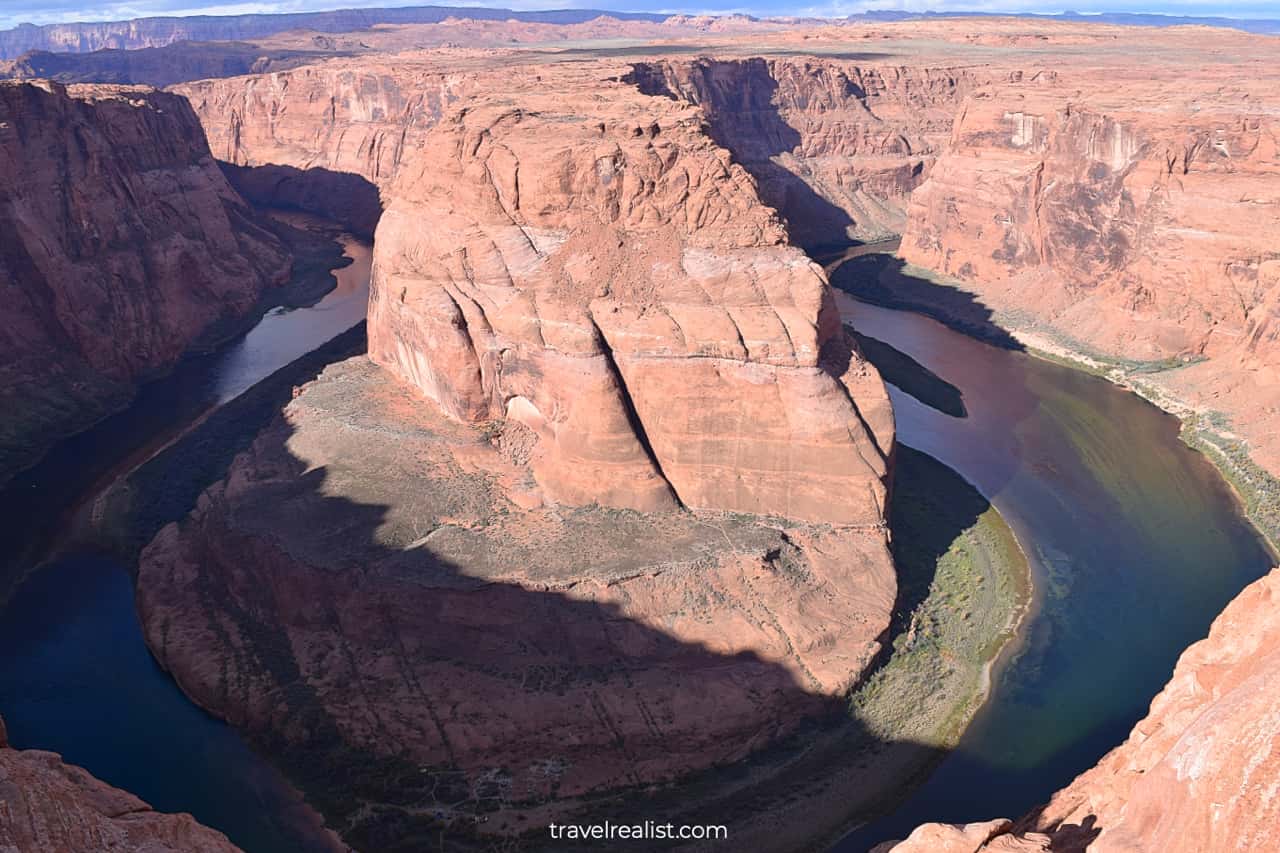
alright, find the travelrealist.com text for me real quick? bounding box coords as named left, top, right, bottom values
left=548, top=821, right=728, bottom=841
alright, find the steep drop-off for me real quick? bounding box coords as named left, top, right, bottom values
left=0, top=713, right=242, bottom=852
left=138, top=59, right=897, bottom=848
left=0, top=80, right=290, bottom=484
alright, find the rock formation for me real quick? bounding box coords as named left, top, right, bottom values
left=880, top=566, right=1280, bottom=853
left=0, top=80, right=290, bottom=483
left=137, top=58, right=896, bottom=846
left=368, top=63, right=893, bottom=521
left=0, top=714, right=242, bottom=852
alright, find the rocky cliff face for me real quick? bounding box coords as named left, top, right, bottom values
left=897, top=65, right=1280, bottom=476
left=369, top=62, right=893, bottom=522
left=901, top=77, right=1280, bottom=364
left=881, top=566, right=1280, bottom=853
left=627, top=57, right=978, bottom=246
left=137, top=58, right=897, bottom=847
left=0, top=80, right=290, bottom=483
left=0, top=714, right=242, bottom=852
left=173, top=59, right=467, bottom=232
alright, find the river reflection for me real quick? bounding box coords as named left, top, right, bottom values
left=0, top=212, right=368, bottom=853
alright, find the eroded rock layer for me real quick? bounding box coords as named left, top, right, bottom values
left=626, top=57, right=978, bottom=245
left=0, top=79, right=290, bottom=482
left=0, top=714, right=242, bottom=853
left=139, top=56, right=897, bottom=846
left=897, top=61, right=1280, bottom=474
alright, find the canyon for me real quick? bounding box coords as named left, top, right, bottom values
left=0, top=79, right=291, bottom=484
left=879, top=566, right=1280, bottom=853
left=1, top=9, right=1279, bottom=853
left=137, top=56, right=900, bottom=848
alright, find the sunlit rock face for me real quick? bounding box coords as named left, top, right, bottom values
left=626, top=57, right=979, bottom=246
left=881, top=567, right=1280, bottom=853
left=367, top=62, right=894, bottom=525
left=0, top=79, right=290, bottom=483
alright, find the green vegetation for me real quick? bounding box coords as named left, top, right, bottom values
left=541, top=446, right=1031, bottom=852
left=1181, top=413, right=1280, bottom=554
left=849, top=445, right=1029, bottom=747
left=846, top=324, right=967, bottom=417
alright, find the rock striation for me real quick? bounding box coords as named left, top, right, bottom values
left=0, top=714, right=242, bottom=852
left=0, top=80, right=290, bottom=483
left=881, top=566, right=1280, bottom=853
left=897, top=64, right=1280, bottom=475
left=368, top=64, right=893, bottom=522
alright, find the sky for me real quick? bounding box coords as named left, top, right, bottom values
left=2, top=0, right=1278, bottom=30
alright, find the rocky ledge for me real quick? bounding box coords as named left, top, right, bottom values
left=0, top=714, right=241, bottom=852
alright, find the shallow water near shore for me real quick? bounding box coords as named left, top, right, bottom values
left=0, top=212, right=368, bottom=853
left=834, top=294, right=1274, bottom=850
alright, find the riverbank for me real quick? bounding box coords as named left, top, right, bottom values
left=833, top=251, right=1280, bottom=557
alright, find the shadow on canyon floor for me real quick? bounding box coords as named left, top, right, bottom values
left=830, top=252, right=1026, bottom=352
left=221, top=162, right=383, bottom=239
left=119, top=357, right=1043, bottom=851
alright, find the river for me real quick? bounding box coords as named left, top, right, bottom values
left=832, top=293, right=1275, bottom=850
left=0, top=226, right=1272, bottom=853
left=0, top=212, right=370, bottom=853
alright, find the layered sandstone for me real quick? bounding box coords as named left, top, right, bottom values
left=138, top=358, right=896, bottom=841
left=368, top=63, right=893, bottom=522
left=0, top=714, right=242, bottom=852
left=627, top=57, right=979, bottom=245
left=882, top=566, right=1280, bottom=853
left=0, top=80, right=290, bottom=483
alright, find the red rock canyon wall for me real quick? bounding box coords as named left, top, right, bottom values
left=0, top=80, right=289, bottom=482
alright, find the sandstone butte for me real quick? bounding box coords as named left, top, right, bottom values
left=137, top=54, right=898, bottom=844
left=0, top=79, right=290, bottom=484
left=0, top=713, right=243, bottom=852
